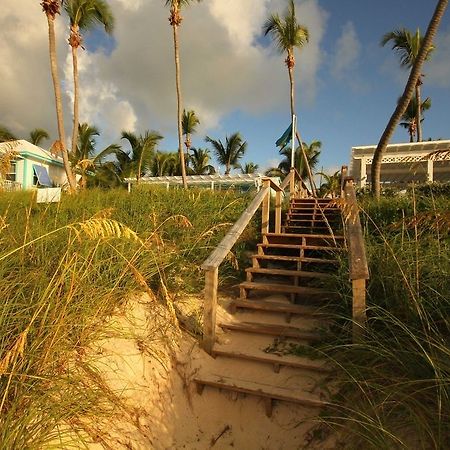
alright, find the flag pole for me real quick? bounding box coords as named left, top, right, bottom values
left=291, top=114, right=296, bottom=169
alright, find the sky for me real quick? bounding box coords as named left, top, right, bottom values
left=1, top=0, right=449, bottom=175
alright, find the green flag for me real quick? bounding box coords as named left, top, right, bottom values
left=275, top=123, right=292, bottom=152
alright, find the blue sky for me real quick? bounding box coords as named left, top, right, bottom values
left=1, top=0, right=449, bottom=175
left=220, top=0, right=450, bottom=173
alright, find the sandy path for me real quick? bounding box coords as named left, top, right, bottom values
left=79, top=293, right=335, bottom=450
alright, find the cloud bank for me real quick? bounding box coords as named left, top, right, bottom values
left=0, top=0, right=327, bottom=149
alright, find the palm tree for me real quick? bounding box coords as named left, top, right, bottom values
left=150, top=151, right=179, bottom=176
left=182, top=109, right=200, bottom=158
left=263, top=0, right=315, bottom=193
left=188, top=147, right=215, bottom=175
left=40, top=0, right=77, bottom=192
left=381, top=28, right=434, bottom=142
left=121, top=130, right=163, bottom=182
left=0, top=125, right=17, bottom=143
left=318, top=170, right=341, bottom=198
left=64, top=0, right=114, bottom=161
left=399, top=96, right=431, bottom=142
left=165, top=0, right=202, bottom=189
left=266, top=140, right=321, bottom=180
left=70, top=123, right=120, bottom=188
left=239, top=162, right=259, bottom=174
left=29, top=128, right=50, bottom=146
left=205, top=132, right=247, bottom=175
left=372, top=0, right=448, bottom=198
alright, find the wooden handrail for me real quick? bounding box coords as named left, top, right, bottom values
left=342, top=176, right=369, bottom=340
left=202, top=185, right=270, bottom=271
left=202, top=168, right=317, bottom=352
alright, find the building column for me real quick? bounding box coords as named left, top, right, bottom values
left=359, top=158, right=367, bottom=188
left=427, top=159, right=434, bottom=183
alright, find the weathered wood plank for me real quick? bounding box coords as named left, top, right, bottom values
left=202, top=267, right=219, bottom=354
left=201, top=186, right=270, bottom=270
left=343, top=180, right=369, bottom=280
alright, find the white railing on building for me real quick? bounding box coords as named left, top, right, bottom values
left=0, top=180, right=22, bottom=191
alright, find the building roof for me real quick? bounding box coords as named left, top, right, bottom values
left=127, top=173, right=276, bottom=186
left=352, top=140, right=450, bottom=157
left=0, top=140, right=64, bottom=165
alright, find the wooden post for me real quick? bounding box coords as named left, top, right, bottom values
left=275, top=190, right=282, bottom=234
left=202, top=267, right=219, bottom=354
left=352, top=278, right=367, bottom=341
left=261, top=180, right=270, bottom=235
left=289, top=168, right=295, bottom=200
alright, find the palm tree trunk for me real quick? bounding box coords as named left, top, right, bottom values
left=371, top=0, right=448, bottom=199
left=415, top=83, right=422, bottom=142
left=70, top=29, right=80, bottom=164
left=46, top=14, right=77, bottom=192
left=288, top=57, right=317, bottom=197
left=172, top=22, right=188, bottom=188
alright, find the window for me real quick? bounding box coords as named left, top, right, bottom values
left=6, top=161, right=16, bottom=182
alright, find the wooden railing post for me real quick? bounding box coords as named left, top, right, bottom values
left=343, top=176, right=369, bottom=342
left=289, top=168, right=295, bottom=200
left=261, top=179, right=270, bottom=235
left=352, top=278, right=366, bottom=340
left=202, top=267, right=219, bottom=353
left=275, top=190, right=282, bottom=234
left=340, top=165, right=348, bottom=197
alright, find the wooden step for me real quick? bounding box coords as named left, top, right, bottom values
left=230, top=299, right=331, bottom=316
left=219, top=321, right=322, bottom=340
left=211, top=344, right=333, bottom=374
left=253, top=254, right=339, bottom=264
left=257, top=243, right=343, bottom=252
left=246, top=267, right=332, bottom=279
left=264, top=232, right=345, bottom=240
left=239, top=281, right=336, bottom=298
left=194, top=374, right=328, bottom=416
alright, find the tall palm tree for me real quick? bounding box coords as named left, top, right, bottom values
left=381, top=28, right=434, bottom=142
left=188, top=147, right=215, bottom=175
left=263, top=0, right=315, bottom=193
left=40, top=0, right=77, bottom=192
left=121, top=130, right=163, bottom=182
left=0, top=125, right=17, bottom=143
left=64, top=0, right=114, bottom=160
left=165, top=0, right=202, bottom=189
left=29, top=128, right=50, bottom=146
left=372, top=0, right=448, bottom=198
left=399, top=96, right=431, bottom=142
left=182, top=109, right=200, bottom=160
left=70, top=123, right=120, bottom=188
left=205, top=132, right=247, bottom=175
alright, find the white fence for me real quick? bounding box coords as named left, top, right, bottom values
left=0, top=180, right=22, bottom=191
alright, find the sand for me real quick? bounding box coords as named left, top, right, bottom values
left=79, top=292, right=335, bottom=450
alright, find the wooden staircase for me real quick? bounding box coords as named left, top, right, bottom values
left=194, top=197, right=344, bottom=417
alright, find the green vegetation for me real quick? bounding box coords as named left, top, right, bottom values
left=313, top=186, right=450, bottom=449
left=0, top=187, right=254, bottom=448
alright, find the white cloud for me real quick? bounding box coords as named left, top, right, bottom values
left=332, top=21, right=360, bottom=79
left=0, top=0, right=327, bottom=150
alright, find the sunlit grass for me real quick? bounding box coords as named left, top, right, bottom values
left=0, top=186, right=255, bottom=448
left=313, top=186, right=450, bottom=449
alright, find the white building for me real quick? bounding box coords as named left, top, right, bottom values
left=0, top=140, right=68, bottom=190
left=350, top=140, right=450, bottom=188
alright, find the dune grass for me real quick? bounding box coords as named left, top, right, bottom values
left=310, top=186, right=450, bottom=449
left=0, top=186, right=255, bottom=448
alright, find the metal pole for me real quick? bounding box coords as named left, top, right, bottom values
left=291, top=114, right=296, bottom=169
